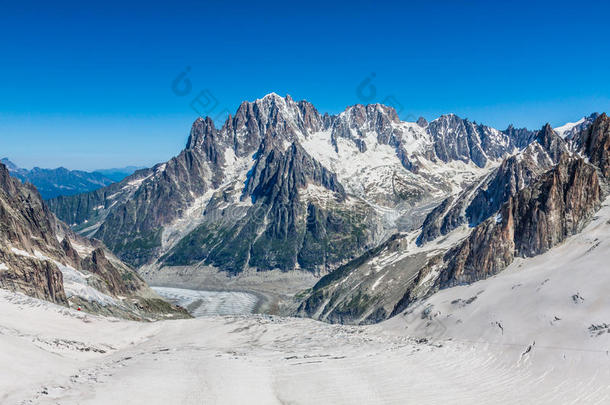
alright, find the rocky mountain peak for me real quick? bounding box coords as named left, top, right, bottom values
left=329, top=104, right=400, bottom=152
left=534, top=123, right=569, bottom=163
left=0, top=163, right=19, bottom=198
left=416, top=116, right=428, bottom=127
left=427, top=113, right=513, bottom=168
left=226, top=93, right=324, bottom=157
left=186, top=117, right=217, bottom=150
left=345, top=104, right=400, bottom=122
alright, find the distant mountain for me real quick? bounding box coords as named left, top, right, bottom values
left=0, top=158, right=116, bottom=200
left=93, top=166, right=145, bottom=182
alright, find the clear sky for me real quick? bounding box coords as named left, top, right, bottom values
left=1, top=0, right=609, bottom=170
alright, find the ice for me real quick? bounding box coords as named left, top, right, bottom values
left=151, top=287, right=258, bottom=317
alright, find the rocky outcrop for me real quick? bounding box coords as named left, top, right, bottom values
left=574, top=113, right=610, bottom=178
left=535, top=124, right=569, bottom=162
left=0, top=163, right=68, bottom=304
left=0, top=162, right=188, bottom=319
left=0, top=248, right=66, bottom=304
left=0, top=164, right=64, bottom=259
left=81, top=248, right=141, bottom=296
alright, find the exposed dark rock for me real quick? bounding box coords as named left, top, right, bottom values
left=574, top=113, right=610, bottom=178
left=535, top=124, right=569, bottom=163
left=438, top=155, right=602, bottom=288
left=428, top=114, right=516, bottom=168
left=82, top=248, right=143, bottom=295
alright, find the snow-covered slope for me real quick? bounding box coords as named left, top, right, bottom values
left=3, top=205, right=610, bottom=405
left=3, top=156, right=610, bottom=405
left=384, top=196, right=610, bottom=371
left=555, top=117, right=586, bottom=137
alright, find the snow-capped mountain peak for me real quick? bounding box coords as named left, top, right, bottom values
left=554, top=113, right=600, bottom=140
left=555, top=117, right=586, bottom=137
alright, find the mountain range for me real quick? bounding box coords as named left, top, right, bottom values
left=47, top=94, right=549, bottom=273
left=0, top=158, right=123, bottom=200
left=93, top=166, right=147, bottom=182
left=8, top=93, right=605, bottom=326
left=298, top=113, right=609, bottom=324
left=0, top=158, right=143, bottom=199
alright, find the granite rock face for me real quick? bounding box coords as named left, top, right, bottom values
left=574, top=113, right=610, bottom=178
left=427, top=114, right=529, bottom=168
left=0, top=163, right=67, bottom=304
left=438, top=156, right=601, bottom=288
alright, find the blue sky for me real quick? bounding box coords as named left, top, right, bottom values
left=1, top=0, right=609, bottom=170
